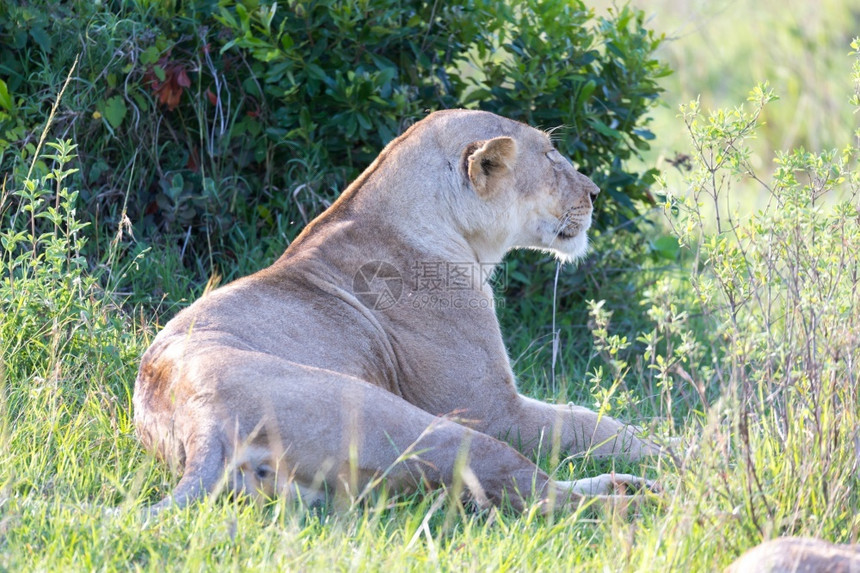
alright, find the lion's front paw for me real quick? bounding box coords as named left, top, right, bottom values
left=562, top=473, right=659, bottom=496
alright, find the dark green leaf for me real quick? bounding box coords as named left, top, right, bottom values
left=103, top=96, right=127, bottom=129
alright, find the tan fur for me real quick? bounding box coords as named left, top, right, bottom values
left=133, top=110, right=661, bottom=514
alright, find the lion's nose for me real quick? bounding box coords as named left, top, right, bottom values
left=575, top=171, right=600, bottom=205
left=586, top=181, right=600, bottom=205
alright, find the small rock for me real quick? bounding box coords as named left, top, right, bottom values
left=726, top=537, right=860, bottom=573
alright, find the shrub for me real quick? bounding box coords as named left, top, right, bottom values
left=0, top=58, right=163, bottom=518
left=215, top=0, right=667, bottom=230
left=0, top=120, right=139, bottom=405
left=652, top=41, right=860, bottom=546
left=0, top=0, right=667, bottom=302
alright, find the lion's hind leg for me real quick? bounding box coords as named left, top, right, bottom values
left=140, top=353, right=653, bottom=516
left=541, top=474, right=661, bottom=516
left=142, top=429, right=327, bottom=515
left=208, top=357, right=594, bottom=514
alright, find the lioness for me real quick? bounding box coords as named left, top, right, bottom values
left=134, top=109, right=659, bottom=514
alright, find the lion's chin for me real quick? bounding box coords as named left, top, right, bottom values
left=544, top=232, right=590, bottom=264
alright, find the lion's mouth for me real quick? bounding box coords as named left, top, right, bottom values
left=553, top=216, right=588, bottom=242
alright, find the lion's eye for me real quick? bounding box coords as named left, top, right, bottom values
left=546, top=150, right=564, bottom=168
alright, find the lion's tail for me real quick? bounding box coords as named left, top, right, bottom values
left=146, top=437, right=226, bottom=515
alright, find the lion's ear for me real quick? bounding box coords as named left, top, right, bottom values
left=466, top=136, right=518, bottom=197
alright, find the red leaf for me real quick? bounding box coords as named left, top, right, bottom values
left=145, top=59, right=192, bottom=111
left=159, top=84, right=182, bottom=111
left=176, top=69, right=191, bottom=88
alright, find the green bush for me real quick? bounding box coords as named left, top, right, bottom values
left=0, top=0, right=667, bottom=302
left=215, top=0, right=666, bottom=230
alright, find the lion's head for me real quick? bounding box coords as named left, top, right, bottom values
left=369, top=110, right=599, bottom=264
left=464, top=125, right=598, bottom=263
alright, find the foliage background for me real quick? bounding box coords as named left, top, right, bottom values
left=0, top=0, right=665, bottom=314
